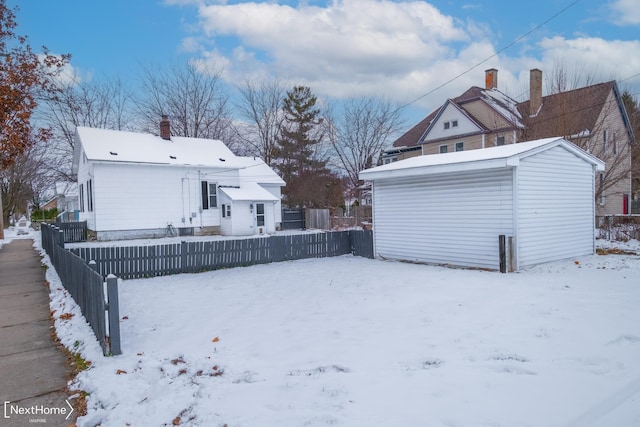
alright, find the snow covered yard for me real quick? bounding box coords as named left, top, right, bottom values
left=44, top=241, right=640, bottom=427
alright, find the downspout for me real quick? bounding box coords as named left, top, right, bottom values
left=198, top=170, right=203, bottom=228
left=181, top=178, right=186, bottom=225
left=511, top=165, right=519, bottom=271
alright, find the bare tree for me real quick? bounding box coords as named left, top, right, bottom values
left=235, top=76, right=288, bottom=165
left=136, top=62, right=236, bottom=145
left=325, top=96, right=404, bottom=194
left=1, top=143, right=52, bottom=226
left=39, top=74, right=135, bottom=180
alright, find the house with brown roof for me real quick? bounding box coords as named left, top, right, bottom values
left=383, top=69, right=635, bottom=215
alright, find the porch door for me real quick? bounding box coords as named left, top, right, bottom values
left=255, top=203, right=265, bottom=227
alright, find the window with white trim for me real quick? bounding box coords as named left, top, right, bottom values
left=201, top=181, right=217, bottom=209
left=455, top=142, right=464, bottom=152
left=439, top=144, right=448, bottom=154
left=603, top=129, right=609, bottom=152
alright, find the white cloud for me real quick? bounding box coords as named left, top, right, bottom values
left=176, top=0, right=640, bottom=118
left=609, top=0, right=640, bottom=26
left=537, top=36, right=640, bottom=84
left=190, top=0, right=473, bottom=107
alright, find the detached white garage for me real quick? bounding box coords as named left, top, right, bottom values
left=360, top=138, right=604, bottom=271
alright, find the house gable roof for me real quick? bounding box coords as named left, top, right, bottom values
left=72, top=126, right=285, bottom=185
left=517, top=81, right=630, bottom=141
left=361, top=137, right=604, bottom=181
left=421, top=100, right=485, bottom=143
left=74, top=127, right=236, bottom=167
left=392, top=86, right=522, bottom=148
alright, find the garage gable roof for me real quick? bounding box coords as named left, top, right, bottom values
left=360, top=137, right=604, bottom=180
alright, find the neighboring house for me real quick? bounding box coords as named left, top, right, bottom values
left=361, top=138, right=604, bottom=271
left=49, top=182, right=79, bottom=222
left=383, top=68, right=635, bottom=215
left=72, top=120, right=285, bottom=240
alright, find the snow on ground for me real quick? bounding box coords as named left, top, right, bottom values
left=65, top=228, right=324, bottom=249
left=29, top=233, right=640, bottom=427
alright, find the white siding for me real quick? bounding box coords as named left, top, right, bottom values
left=92, top=164, right=238, bottom=232
left=373, top=169, right=514, bottom=270
left=424, top=103, right=481, bottom=142
left=517, top=146, right=595, bottom=268
left=261, top=184, right=283, bottom=224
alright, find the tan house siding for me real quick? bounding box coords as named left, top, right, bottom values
left=462, top=100, right=513, bottom=130
left=587, top=91, right=633, bottom=215
left=398, top=150, right=422, bottom=161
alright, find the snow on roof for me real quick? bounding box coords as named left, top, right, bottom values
left=360, top=137, right=604, bottom=180
left=219, top=182, right=279, bottom=201
left=235, top=157, right=286, bottom=185
left=75, top=127, right=237, bottom=167
left=482, top=89, right=524, bottom=128
left=74, top=127, right=285, bottom=186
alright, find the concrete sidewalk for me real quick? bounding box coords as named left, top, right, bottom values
left=0, top=239, right=77, bottom=427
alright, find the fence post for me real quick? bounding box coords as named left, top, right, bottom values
left=106, top=274, right=121, bottom=355
left=56, top=228, right=65, bottom=248
left=181, top=240, right=188, bottom=273
left=499, top=235, right=506, bottom=273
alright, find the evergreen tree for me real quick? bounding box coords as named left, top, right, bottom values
left=275, top=86, right=342, bottom=207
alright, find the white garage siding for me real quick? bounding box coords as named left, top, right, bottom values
left=517, top=146, right=595, bottom=268
left=373, top=169, right=514, bottom=270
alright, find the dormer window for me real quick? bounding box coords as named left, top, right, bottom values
left=444, top=120, right=458, bottom=130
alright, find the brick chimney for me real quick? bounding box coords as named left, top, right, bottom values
left=529, top=69, right=542, bottom=116
left=485, top=68, right=498, bottom=90
left=160, top=115, right=171, bottom=140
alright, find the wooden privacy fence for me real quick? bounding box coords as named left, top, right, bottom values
left=53, top=221, right=88, bottom=243
left=71, top=230, right=374, bottom=280
left=41, top=224, right=121, bottom=356
left=281, top=208, right=306, bottom=230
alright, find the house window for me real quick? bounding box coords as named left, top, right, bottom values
left=201, top=181, right=217, bottom=209
left=496, top=136, right=505, bottom=146
left=444, top=122, right=450, bottom=130
left=439, top=145, right=448, bottom=154
left=613, top=132, right=618, bottom=155
left=79, top=184, right=85, bottom=213
left=226, top=205, right=231, bottom=217
left=599, top=173, right=605, bottom=205
left=452, top=120, right=458, bottom=128
left=455, top=142, right=464, bottom=152
left=603, top=129, right=609, bottom=151
left=87, top=179, right=93, bottom=212
left=222, top=204, right=231, bottom=218
left=256, top=203, right=265, bottom=227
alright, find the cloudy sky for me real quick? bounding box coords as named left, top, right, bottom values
left=12, top=0, right=640, bottom=123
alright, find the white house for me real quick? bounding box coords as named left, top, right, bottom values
left=72, top=124, right=285, bottom=240
left=359, top=137, right=605, bottom=271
